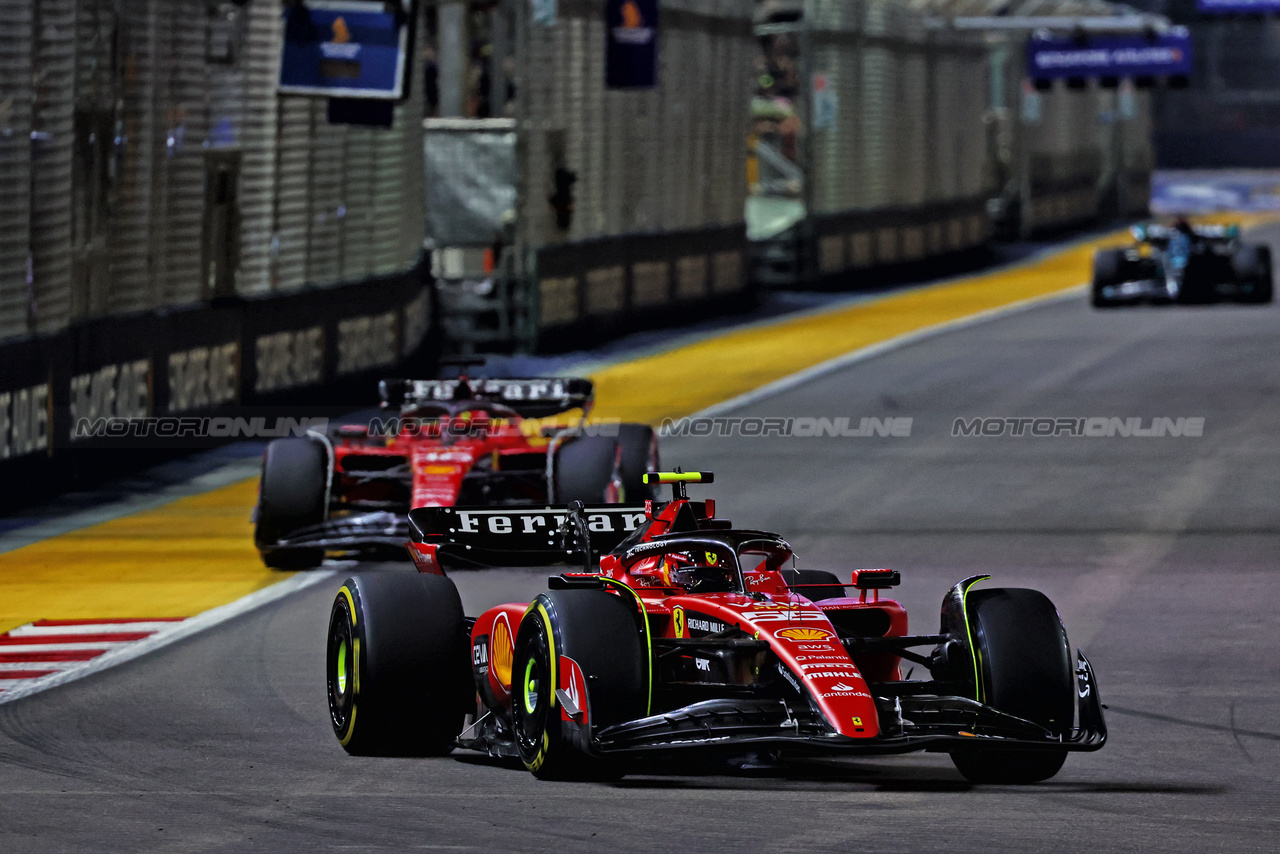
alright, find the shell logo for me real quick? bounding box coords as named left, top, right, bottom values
left=776, top=627, right=834, bottom=642
left=621, top=1, right=643, bottom=29
left=492, top=615, right=513, bottom=685
left=331, top=17, right=351, bottom=44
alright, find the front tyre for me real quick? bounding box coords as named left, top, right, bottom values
left=1090, top=249, right=1124, bottom=308
left=949, top=588, right=1073, bottom=784
left=327, top=572, right=472, bottom=756
left=512, top=591, right=647, bottom=780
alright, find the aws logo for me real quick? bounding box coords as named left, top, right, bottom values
left=612, top=0, right=654, bottom=45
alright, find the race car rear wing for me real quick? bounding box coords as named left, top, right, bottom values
left=379, top=377, right=594, bottom=418
left=406, top=503, right=648, bottom=571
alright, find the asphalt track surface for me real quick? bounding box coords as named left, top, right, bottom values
left=3, top=232, right=1279, bottom=851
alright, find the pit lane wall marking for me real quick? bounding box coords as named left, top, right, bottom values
left=0, top=216, right=1270, bottom=688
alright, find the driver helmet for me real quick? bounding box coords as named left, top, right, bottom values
left=662, top=548, right=735, bottom=593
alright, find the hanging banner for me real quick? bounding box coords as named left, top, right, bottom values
left=279, top=2, right=411, bottom=99
left=1197, top=0, right=1280, bottom=11
left=605, top=0, right=659, bottom=89
left=1026, top=29, right=1192, bottom=81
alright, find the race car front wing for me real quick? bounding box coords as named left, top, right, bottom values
left=592, top=651, right=1106, bottom=757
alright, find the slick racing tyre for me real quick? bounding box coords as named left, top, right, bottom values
left=1234, top=244, right=1274, bottom=304
left=552, top=436, right=624, bottom=503
left=512, top=591, right=647, bottom=780
left=949, top=588, right=1073, bottom=784
left=1090, top=249, right=1124, bottom=308
left=616, top=423, right=660, bottom=501
left=781, top=568, right=846, bottom=602
left=255, top=437, right=328, bottom=569
left=327, top=572, right=472, bottom=756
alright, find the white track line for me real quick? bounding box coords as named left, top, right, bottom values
left=0, top=569, right=336, bottom=705
left=0, top=661, right=83, bottom=672
left=0, top=641, right=131, bottom=654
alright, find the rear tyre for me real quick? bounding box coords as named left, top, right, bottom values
left=781, top=568, right=846, bottom=602
left=256, top=437, right=328, bottom=569
left=949, top=588, right=1073, bottom=784
left=327, top=572, right=472, bottom=756
left=552, top=436, right=623, bottom=503
left=512, top=590, right=647, bottom=780
left=1090, top=249, right=1124, bottom=308
left=616, top=424, right=660, bottom=501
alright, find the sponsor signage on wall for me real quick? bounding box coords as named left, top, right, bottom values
left=168, top=343, right=240, bottom=413
left=1197, top=0, right=1280, bottom=12
left=1027, top=29, right=1192, bottom=82
left=0, top=383, right=51, bottom=459
left=605, top=0, right=659, bottom=89
left=69, top=360, right=152, bottom=442
left=279, top=2, right=411, bottom=99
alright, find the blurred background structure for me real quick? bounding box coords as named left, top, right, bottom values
left=4, top=0, right=1269, bottom=482
left=0, top=0, right=427, bottom=341
left=1135, top=0, right=1280, bottom=167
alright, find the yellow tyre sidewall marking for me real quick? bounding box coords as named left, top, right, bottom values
left=522, top=601, right=557, bottom=772
left=337, top=585, right=361, bottom=747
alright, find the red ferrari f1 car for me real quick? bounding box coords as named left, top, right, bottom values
left=324, top=472, right=1106, bottom=782
left=253, top=362, right=658, bottom=567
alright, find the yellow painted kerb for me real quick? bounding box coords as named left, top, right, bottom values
left=0, top=478, right=281, bottom=634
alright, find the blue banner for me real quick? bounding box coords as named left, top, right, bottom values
left=1197, top=0, right=1280, bottom=12
left=605, top=0, right=659, bottom=89
left=1027, top=30, right=1192, bottom=81
left=279, top=4, right=409, bottom=99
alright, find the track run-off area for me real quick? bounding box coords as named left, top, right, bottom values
left=1, top=221, right=1278, bottom=851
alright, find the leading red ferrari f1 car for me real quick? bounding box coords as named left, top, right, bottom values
left=253, top=362, right=658, bottom=567
left=324, top=472, right=1106, bottom=783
